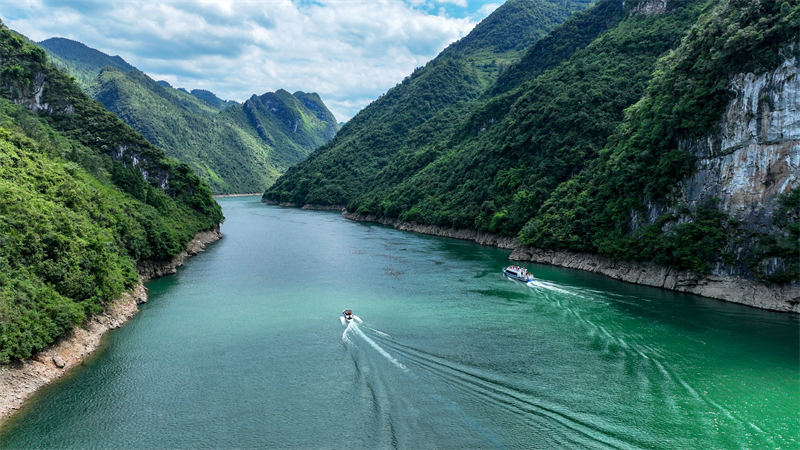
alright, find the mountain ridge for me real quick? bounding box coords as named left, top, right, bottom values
left=39, top=37, right=338, bottom=194
left=265, top=0, right=594, bottom=205
left=0, top=21, right=222, bottom=361
left=264, top=0, right=799, bottom=301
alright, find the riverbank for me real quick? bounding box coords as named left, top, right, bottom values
left=0, top=227, right=222, bottom=424
left=341, top=211, right=800, bottom=313
left=261, top=198, right=345, bottom=211
left=213, top=193, right=262, bottom=198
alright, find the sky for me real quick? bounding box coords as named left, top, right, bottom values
left=1, top=0, right=503, bottom=122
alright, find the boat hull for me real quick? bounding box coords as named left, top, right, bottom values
left=503, top=269, right=534, bottom=283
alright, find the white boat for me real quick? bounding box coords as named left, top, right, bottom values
left=503, top=265, right=535, bottom=282
left=340, top=309, right=362, bottom=325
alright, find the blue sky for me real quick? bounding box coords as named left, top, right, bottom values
left=1, top=0, right=503, bottom=121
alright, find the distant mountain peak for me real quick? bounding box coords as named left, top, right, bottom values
left=39, top=37, right=136, bottom=73
left=190, top=89, right=237, bottom=109
left=41, top=36, right=338, bottom=194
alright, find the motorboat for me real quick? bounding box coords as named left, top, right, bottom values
left=340, top=309, right=362, bottom=325
left=503, top=265, right=535, bottom=282
left=342, top=309, right=354, bottom=322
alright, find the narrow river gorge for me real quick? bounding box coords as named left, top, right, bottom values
left=1, top=196, right=797, bottom=448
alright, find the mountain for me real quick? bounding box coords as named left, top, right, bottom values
left=39, top=38, right=338, bottom=194
left=521, top=0, right=799, bottom=281
left=0, top=22, right=222, bottom=362
left=35, top=37, right=136, bottom=90
left=189, top=89, right=238, bottom=110
left=265, top=0, right=593, bottom=205
left=265, top=0, right=799, bottom=288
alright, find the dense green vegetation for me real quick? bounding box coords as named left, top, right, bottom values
left=37, top=37, right=136, bottom=90
left=188, top=89, right=238, bottom=110
left=0, top=24, right=221, bottom=362
left=348, top=0, right=707, bottom=232
left=40, top=38, right=338, bottom=194
left=520, top=0, right=800, bottom=279
left=491, top=0, right=625, bottom=94
left=267, top=0, right=799, bottom=282
left=265, top=0, right=593, bottom=205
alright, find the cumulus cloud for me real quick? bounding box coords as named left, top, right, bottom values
left=1, top=0, right=497, bottom=121
left=476, top=2, right=502, bottom=17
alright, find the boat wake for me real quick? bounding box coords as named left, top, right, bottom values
left=360, top=325, right=632, bottom=448
left=342, top=321, right=407, bottom=371
left=340, top=321, right=499, bottom=447
left=525, top=279, right=577, bottom=296
left=515, top=277, right=775, bottom=447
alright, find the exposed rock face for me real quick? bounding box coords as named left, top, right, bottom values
left=137, top=225, right=222, bottom=280
left=10, top=71, right=54, bottom=113
left=629, top=0, right=667, bottom=16
left=0, top=228, right=222, bottom=423
left=510, top=246, right=800, bottom=313
left=2, top=50, right=176, bottom=191
left=679, top=55, right=800, bottom=232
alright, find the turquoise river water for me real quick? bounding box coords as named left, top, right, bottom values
left=1, top=196, right=798, bottom=448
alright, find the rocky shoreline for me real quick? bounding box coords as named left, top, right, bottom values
left=511, top=247, right=800, bottom=313
left=261, top=198, right=345, bottom=211
left=0, top=226, right=222, bottom=424
left=342, top=211, right=800, bottom=313
left=213, top=193, right=262, bottom=198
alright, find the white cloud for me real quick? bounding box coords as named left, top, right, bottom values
left=0, top=0, right=498, bottom=121
left=438, top=0, right=468, bottom=6
left=476, top=2, right=501, bottom=17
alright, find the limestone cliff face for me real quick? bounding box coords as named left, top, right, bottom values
left=5, top=61, right=172, bottom=189
left=628, top=0, right=667, bottom=16
left=679, top=54, right=799, bottom=233
left=629, top=52, right=800, bottom=280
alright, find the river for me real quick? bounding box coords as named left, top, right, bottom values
left=1, top=196, right=797, bottom=448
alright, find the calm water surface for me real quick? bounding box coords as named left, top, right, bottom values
left=1, top=197, right=798, bottom=448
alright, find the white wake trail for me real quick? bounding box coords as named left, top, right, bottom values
left=344, top=322, right=408, bottom=371
left=527, top=279, right=577, bottom=296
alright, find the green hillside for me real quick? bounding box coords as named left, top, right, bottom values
left=521, top=0, right=799, bottom=280
left=0, top=23, right=221, bottom=362
left=35, top=37, right=136, bottom=91
left=264, top=0, right=593, bottom=205
left=189, top=89, right=238, bottom=110
left=39, top=38, right=338, bottom=194
left=349, top=0, right=707, bottom=230
left=265, top=0, right=799, bottom=283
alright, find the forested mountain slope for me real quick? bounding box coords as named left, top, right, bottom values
left=264, top=0, right=593, bottom=205
left=522, top=0, right=799, bottom=282
left=349, top=0, right=707, bottom=232
left=266, top=0, right=799, bottom=288
left=0, top=23, right=222, bottom=362
left=39, top=38, right=338, bottom=194
left=36, top=37, right=136, bottom=90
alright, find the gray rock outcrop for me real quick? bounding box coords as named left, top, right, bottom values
left=679, top=55, right=799, bottom=233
